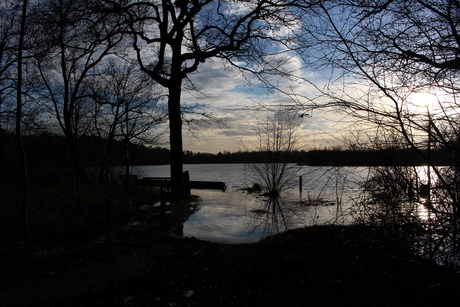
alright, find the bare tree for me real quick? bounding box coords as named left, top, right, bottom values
left=296, top=0, right=460, bottom=209
left=108, top=0, right=315, bottom=199
left=294, top=0, right=460, bottom=264
left=0, top=1, right=22, bottom=131
left=87, top=59, right=167, bottom=178
left=242, top=111, right=302, bottom=197
left=28, top=0, right=125, bottom=196
left=1, top=0, right=51, bottom=241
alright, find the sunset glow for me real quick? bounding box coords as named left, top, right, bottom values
left=406, top=90, right=445, bottom=115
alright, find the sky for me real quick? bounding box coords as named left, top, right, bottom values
left=173, top=56, right=445, bottom=154
left=174, top=59, right=353, bottom=154
left=119, top=2, right=435, bottom=155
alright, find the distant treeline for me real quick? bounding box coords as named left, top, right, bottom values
left=0, top=131, right=454, bottom=169
left=184, top=148, right=453, bottom=166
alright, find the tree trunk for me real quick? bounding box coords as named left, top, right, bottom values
left=124, top=133, right=131, bottom=179
left=168, top=79, right=185, bottom=199
left=16, top=0, right=30, bottom=242
left=65, top=130, right=83, bottom=202
left=124, top=108, right=131, bottom=179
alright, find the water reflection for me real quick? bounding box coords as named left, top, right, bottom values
left=135, top=164, right=369, bottom=243
left=182, top=187, right=354, bottom=244
left=241, top=196, right=288, bottom=239
left=183, top=189, right=276, bottom=243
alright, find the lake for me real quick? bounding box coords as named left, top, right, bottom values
left=132, top=164, right=370, bottom=243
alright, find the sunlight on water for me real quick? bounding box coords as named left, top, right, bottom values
left=415, top=202, right=433, bottom=221
left=414, top=166, right=443, bottom=221
left=415, top=165, right=438, bottom=186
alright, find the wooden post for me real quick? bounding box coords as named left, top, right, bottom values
left=427, top=113, right=431, bottom=205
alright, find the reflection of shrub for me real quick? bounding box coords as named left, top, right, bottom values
left=297, top=194, right=334, bottom=207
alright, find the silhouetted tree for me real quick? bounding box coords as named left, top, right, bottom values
left=28, top=0, right=125, bottom=197
left=15, top=0, right=31, bottom=242
left=296, top=0, right=460, bottom=264
left=297, top=0, right=460, bottom=211
left=87, top=59, right=167, bottom=179
left=110, top=0, right=316, bottom=199
left=0, top=1, right=22, bottom=132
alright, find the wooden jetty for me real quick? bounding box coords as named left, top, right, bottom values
left=132, top=176, right=226, bottom=191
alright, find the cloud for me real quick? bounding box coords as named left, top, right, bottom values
left=177, top=56, right=358, bottom=153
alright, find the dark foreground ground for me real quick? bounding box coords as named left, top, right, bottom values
left=1, top=200, right=460, bottom=307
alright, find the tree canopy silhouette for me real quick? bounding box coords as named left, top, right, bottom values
left=110, top=0, right=316, bottom=198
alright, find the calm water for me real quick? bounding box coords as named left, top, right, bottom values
left=133, top=164, right=369, bottom=243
